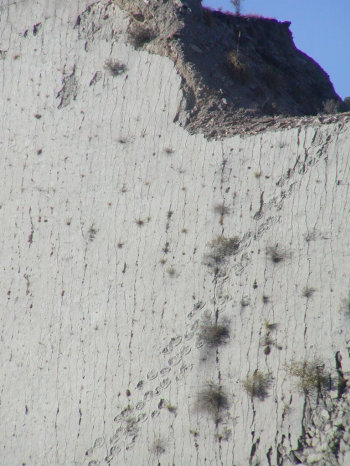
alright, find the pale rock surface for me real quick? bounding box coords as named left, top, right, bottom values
left=0, top=1, right=349, bottom=465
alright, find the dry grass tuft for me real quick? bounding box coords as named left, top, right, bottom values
left=104, top=59, right=127, bottom=76
left=243, top=371, right=271, bottom=400
left=204, top=235, right=240, bottom=270
left=286, top=360, right=330, bottom=394
left=226, top=50, right=250, bottom=83
left=266, top=245, right=286, bottom=264
left=128, top=25, right=155, bottom=49
left=198, top=317, right=230, bottom=348
left=196, top=382, right=229, bottom=421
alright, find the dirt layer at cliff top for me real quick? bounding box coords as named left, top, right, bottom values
left=114, top=0, right=347, bottom=138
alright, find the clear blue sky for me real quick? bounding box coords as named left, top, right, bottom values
left=202, top=0, right=350, bottom=99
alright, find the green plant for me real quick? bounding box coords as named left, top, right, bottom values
left=196, top=383, right=229, bottom=421
left=198, top=317, right=230, bottom=348
left=243, top=371, right=271, bottom=400
left=104, top=59, right=127, bottom=76
left=226, top=50, right=250, bottom=83
left=287, top=360, right=330, bottom=394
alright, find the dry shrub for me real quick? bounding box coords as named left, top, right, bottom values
left=198, top=317, right=230, bottom=348
left=197, top=383, right=229, bottom=421
left=204, top=235, right=240, bottom=270
left=287, top=360, right=330, bottom=394
left=266, top=245, right=286, bottom=264
left=104, top=59, right=127, bottom=76
left=243, top=371, right=271, bottom=400
left=128, top=24, right=155, bottom=49
left=226, top=50, right=250, bottom=83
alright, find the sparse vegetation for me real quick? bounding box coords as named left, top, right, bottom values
left=196, top=382, right=229, bottom=421
left=286, top=360, right=330, bottom=394
left=261, top=321, right=278, bottom=356
left=302, top=286, right=316, bottom=298
left=88, top=224, right=98, bottom=241
left=152, top=438, right=166, bottom=455
left=264, top=320, right=278, bottom=332
left=204, top=235, right=240, bottom=270
left=166, top=404, right=177, bottom=414
left=104, top=59, right=127, bottom=76
left=167, top=267, right=177, bottom=278
left=226, top=50, right=250, bottom=83
left=230, top=0, right=243, bottom=15
left=266, top=245, right=286, bottom=264
left=198, top=316, right=230, bottom=348
left=243, top=371, right=271, bottom=400
left=128, top=24, right=155, bottom=49
left=262, top=295, right=270, bottom=304
left=214, top=203, right=230, bottom=216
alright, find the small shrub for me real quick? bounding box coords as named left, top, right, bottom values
left=128, top=25, right=155, bottom=49
left=302, top=286, right=316, bottom=298
left=166, top=404, right=177, bottom=414
left=104, top=59, right=127, bottom=76
left=167, top=267, right=177, bottom=278
left=198, top=317, right=230, bottom=348
left=196, top=383, right=229, bottom=421
left=243, top=371, right=271, bottom=400
left=88, top=224, right=98, bottom=241
left=152, top=438, right=166, bottom=455
left=287, top=360, right=330, bottom=394
left=204, top=235, right=240, bottom=269
left=214, top=203, right=230, bottom=216
left=226, top=50, right=250, bottom=83
left=266, top=245, right=286, bottom=264
left=264, top=320, right=278, bottom=331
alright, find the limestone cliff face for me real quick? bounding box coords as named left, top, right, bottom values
left=0, top=1, right=349, bottom=465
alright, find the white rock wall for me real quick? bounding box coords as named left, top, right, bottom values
left=1, top=1, right=349, bottom=465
